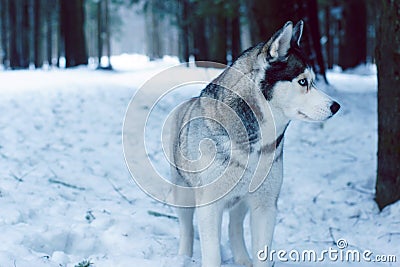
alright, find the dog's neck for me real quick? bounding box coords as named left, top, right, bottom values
left=268, top=104, right=290, bottom=140
left=270, top=108, right=289, bottom=160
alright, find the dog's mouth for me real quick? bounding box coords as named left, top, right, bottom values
left=297, top=110, right=332, bottom=122
left=297, top=110, right=314, bottom=120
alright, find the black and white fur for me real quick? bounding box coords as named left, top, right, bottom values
left=170, top=21, right=340, bottom=267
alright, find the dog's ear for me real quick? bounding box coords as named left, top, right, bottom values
left=264, top=21, right=293, bottom=61
left=292, top=20, right=304, bottom=46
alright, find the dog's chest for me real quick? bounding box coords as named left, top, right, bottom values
left=219, top=142, right=284, bottom=206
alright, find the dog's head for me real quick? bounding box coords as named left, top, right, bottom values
left=259, top=21, right=340, bottom=122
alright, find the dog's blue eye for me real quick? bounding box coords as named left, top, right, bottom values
left=298, top=79, right=308, bottom=87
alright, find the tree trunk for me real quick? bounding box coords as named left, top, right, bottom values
left=28, top=0, right=34, bottom=66
left=56, top=0, right=63, bottom=67
left=96, top=0, right=112, bottom=69
left=324, top=5, right=333, bottom=69
left=151, top=2, right=161, bottom=59
left=375, top=0, right=400, bottom=210
left=338, top=0, right=367, bottom=70
left=305, top=0, right=328, bottom=82
left=60, top=0, right=87, bottom=67
left=247, top=0, right=294, bottom=44
left=145, top=0, right=162, bottom=60
left=21, top=0, right=30, bottom=68
left=104, top=0, right=112, bottom=69
left=208, top=16, right=227, bottom=65
left=193, top=15, right=208, bottom=62
left=1, top=0, right=9, bottom=68
left=177, top=0, right=189, bottom=64
left=34, top=0, right=43, bottom=68
left=231, top=16, right=241, bottom=62
left=46, top=0, right=53, bottom=65
left=9, top=0, right=30, bottom=69
left=8, top=0, right=17, bottom=68
left=97, top=0, right=103, bottom=67
left=8, top=0, right=16, bottom=67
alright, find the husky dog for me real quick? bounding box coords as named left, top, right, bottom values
left=170, top=21, right=340, bottom=267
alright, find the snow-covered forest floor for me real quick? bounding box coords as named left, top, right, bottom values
left=0, top=55, right=398, bottom=267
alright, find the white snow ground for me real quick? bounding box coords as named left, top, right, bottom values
left=0, top=55, right=398, bottom=267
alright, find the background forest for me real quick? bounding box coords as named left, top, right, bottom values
left=2, top=0, right=396, bottom=212
left=0, top=0, right=377, bottom=72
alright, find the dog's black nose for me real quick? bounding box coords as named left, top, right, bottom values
left=330, top=101, right=340, bottom=115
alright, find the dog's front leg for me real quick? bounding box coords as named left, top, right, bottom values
left=197, top=204, right=224, bottom=267
left=250, top=204, right=277, bottom=267
left=229, top=201, right=252, bottom=267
